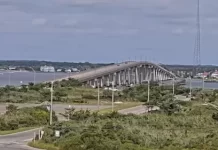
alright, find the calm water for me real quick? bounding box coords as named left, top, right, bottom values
left=185, top=79, right=218, bottom=89
left=1, top=72, right=218, bottom=89
left=0, top=71, right=70, bottom=87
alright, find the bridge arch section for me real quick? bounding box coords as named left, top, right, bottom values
left=55, top=61, right=176, bottom=88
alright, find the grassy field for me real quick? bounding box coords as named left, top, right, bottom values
left=28, top=141, right=59, bottom=150
left=98, top=102, right=143, bottom=114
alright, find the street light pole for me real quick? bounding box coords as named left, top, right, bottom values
left=147, top=80, right=150, bottom=103
left=97, top=81, right=100, bottom=111
left=189, top=77, right=192, bottom=97
left=173, top=78, right=175, bottom=95
left=50, top=81, right=54, bottom=125
left=112, top=81, right=114, bottom=112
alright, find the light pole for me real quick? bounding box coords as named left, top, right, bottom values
left=50, top=81, right=54, bottom=125
left=112, top=81, right=114, bottom=112
left=147, top=71, right=153, bottom=103
left=147, top=80, right=150, bottom=103
left=106, top=80, right=115, bottom=112
left=202, top=76, right=205, bottom=90
left=173, top=78, right=175, bottom=96
left=97, top=80, right=100, bottom=111
left=189, top=76, right=192, bottom=97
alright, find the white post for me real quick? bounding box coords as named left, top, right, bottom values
left=50, top=81, right=54, bottom=125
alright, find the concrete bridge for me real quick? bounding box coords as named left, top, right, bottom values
left=54, top=61, right=176, bottom=88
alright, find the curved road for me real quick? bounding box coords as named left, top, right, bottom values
left=0, top=129, right=40, bottom=150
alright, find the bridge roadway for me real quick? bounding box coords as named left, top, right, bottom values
left=53, top=61, right=175, bottom=83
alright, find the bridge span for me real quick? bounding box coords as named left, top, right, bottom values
left=53, top=61, right=176, bottom=88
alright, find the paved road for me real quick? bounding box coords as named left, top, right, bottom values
left=0, top=129, right=40, bottom=150
left=0, top=103, right=111, bottom=114
left=118, top=105, right=160, bottom=115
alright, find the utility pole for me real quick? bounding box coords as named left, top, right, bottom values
left=173, top=78, right=175, bottom=95
left=112, top=81, right=114, bottom=112
left=189, top=77, right=192, bottom=98
left=147, top=80, right=150, bottom=103
left=97, top=81, right=100, bottom=111
left=50, top=81, right=54, bottom=125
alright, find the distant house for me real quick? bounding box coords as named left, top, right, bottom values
left=57, top=69, right=62, bottom=72
left=40, top=65, right=55, bottom=72
left=9, top=66, right=16, bottom=70
left=72, top=68, right=79, bottom=72
left=65, top=69, right=71, bottom=73
left=196, top=72, right=209, bottom=78
left=211, top=71, right=218, bottom=78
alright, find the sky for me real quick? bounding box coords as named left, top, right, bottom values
left=0, top=0, right=218, bottom=65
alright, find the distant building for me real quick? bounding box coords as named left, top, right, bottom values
left=196, top=72, right=209, bottom=78
left=72, top=68, right=79, bottom=72
left=9, top=66, right=16, bottom=70
left=40, top=65, right=55, bottom=72
left=65, top=69, right=71, bottom=73
left=211, top=71, right=218, bottom=78
left=57, top=69, right=62, bottom=72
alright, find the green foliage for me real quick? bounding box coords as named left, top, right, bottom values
left=0, top=79, right=96, bottom=103
left=0, top=105, right=57, bottom=131
left=38, top=108, right=218, bottom=150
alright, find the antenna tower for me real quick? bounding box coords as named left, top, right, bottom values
left=193, top=0, right=201, bottom=75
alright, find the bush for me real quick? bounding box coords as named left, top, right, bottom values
left=82, top=94, right=96, bottom=100
left=0, top=106, right=57, bottom=131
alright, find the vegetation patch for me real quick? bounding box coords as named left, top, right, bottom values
left=28, top=141, right=59, bottom=150
left=0, top=104, right=57, bottom=131
left=33, top=104, right=218, bottom=150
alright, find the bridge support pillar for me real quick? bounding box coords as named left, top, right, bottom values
left=152, top=68, right=155, bottom=82
left=128, top=68, right=131, bottom=85
left=135, top=67, right=139, bottom=84
left=93, top=79, right=97, bottom=88
left=113, top=73, right=116, bottom=86
left=100, top=78, right=104, bottom=87
left=145, top=66, right=149, bottom=81
left=118, top=72, right=121, bottom=86
left=106, top=75, right=110, bottom=86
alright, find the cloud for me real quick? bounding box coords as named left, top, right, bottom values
left=32, top=18, right=47, bottom=25
left=0, top=0, right=218, bottom=35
